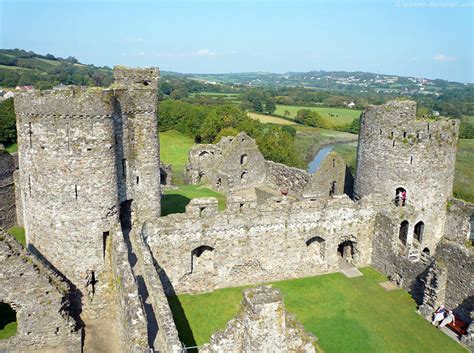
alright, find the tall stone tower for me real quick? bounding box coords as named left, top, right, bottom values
left=14, top=67, right=161, bottom=295
left=354, top=100, right=459, bottom=253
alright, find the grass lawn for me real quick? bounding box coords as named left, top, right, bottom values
left=454, top=139, right=474, bottom=202
left=275, top=105, right=362, bottom=127
left=7, top=226, right=26, bottom=246
left=162, top=185, right=226, bottom=216
left=169, top=268, right=467, bottom=353
left=159, top=130, right=195, bottom=184
left=247, top=112, right=296, bottom=125
left=0, top=302, right=17, bottom=340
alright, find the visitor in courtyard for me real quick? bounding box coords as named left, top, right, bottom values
left=431, top=305, right=446, bottom=326
left=439, top=310, right=455, bottom=328
left=401, top=190, right=407, bottom=206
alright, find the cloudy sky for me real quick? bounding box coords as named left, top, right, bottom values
left=1, top=0, right=472, bottom=82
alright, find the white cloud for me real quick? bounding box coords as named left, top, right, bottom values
left=194, top=49, right=216, bottom=57
left=432, top=54, right=457, bottom=62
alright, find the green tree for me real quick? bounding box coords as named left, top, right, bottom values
left=264, top=98, right=276, bottom=114
left=0, top=98, right=17, bottom=145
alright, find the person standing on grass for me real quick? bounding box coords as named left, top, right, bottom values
left=432, top=305, right=446, bottom=326
left=439, top=310, right=455, bottom=328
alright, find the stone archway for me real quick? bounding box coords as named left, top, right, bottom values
left=337, top=240, right=357, bottom=265
left=0, top=302, right=17, bottom=339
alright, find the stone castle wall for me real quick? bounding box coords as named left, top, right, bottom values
left=146, top=195, right=377, bottom=294
left=264, top=160, right=310, bottom=196
left=185, top=132, right=267, bottom=193
left=0, top=232, right=82, bottom=353
left=355, top=100, right=459, bottom=251
left=201, top=286, right=317, bottom=353
left=0, top=150, right=16, bottom=229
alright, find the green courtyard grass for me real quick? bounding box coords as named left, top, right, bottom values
left=454, top=138, right=474, bottom=202
left=275, top=104, right=362, bottom=127
left=159, top=130, right=195, bottom=184
left=161, top=185, right=226, bottom=216
left=169, top=268, right=467, bottom=353
left=7, top=226, right=25, bottom=246
left=0, top=302, right=17, bottom=340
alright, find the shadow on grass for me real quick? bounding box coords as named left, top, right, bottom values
left=167, top=295, right=197, bottom=352
left=161, top=194, right=191, bottom=216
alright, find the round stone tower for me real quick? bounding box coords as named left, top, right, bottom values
left=14, top=67, right=162, bottom=297
left=14, top=87, right=119, bottom=292
left=355, top=100, right=459, bottom=252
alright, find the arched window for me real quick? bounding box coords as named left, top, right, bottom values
left=0, top=302, right=17, bottom=339
left=240, top=154, right=248, bottom=165
left=399, top=221, right=409, bottom=246
left=395, top=187, right=407, bottom=207
left=241, top=171, right=248, bottom=182
left=191, top=246, right=215, bottom=274
left=306, top=236, right=326, bottom=261
left=422, top=247, right=430, bottom=256
left=414, top=221, right=424, bottom=243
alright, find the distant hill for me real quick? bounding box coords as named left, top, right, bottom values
left=0, top=49, right=113, bottom=88
left=184, top=70, right=473, bottom=97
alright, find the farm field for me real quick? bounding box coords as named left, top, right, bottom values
left=275, top=105, right=362, bottom=127
left=247, top=112, right=295, bottom=125
left=169, top=268, right=467, bottom=353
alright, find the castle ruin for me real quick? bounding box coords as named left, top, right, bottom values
left=0, top=67, right=472, bottom=352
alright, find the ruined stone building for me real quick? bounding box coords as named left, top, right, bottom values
left=0, top=68, right=472, bottom=352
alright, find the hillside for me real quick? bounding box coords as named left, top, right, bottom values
left=0, top=49, right=113, bottom=88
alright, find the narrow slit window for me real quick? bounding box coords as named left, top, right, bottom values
left=410, top=156, right=413, bottom=164
left=403, top=132, right=407, bottom=138
left=102, top=231, right=110, bottom=259
left=392, top=140, right=396, bottom=147
left=122, top=159, right=127, bottom=178
left=136, top=176, right=139, bottom=185
left=28, top=122, right=33, bottom=148
left=75, top=185, right=78, bottom=200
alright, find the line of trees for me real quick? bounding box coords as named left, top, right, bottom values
left=159, top=99, right=304, bottom=167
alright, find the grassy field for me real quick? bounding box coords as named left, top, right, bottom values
left=0, top=302, right=17, bottom=340
left=247, top=112, right=296, bottom=125
left=7, top=226, right=25, bottom=246
left=169, top=268, right=467, bottom=353
left=454, top=139, right=474, bottom=202
left=275, top=105, right=362, bottom=127
left=162, top=185, right=226, bottom=216
left=159, top=130, right=195, bottom=184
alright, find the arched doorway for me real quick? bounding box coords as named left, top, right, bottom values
left=306, top=236, right=326, bottom=261
left=414, top=221, right=424, bottom=243
left=240, top=154, right=248, bottom=165
left=0, top=302, right=17, bottom=339
left=337, top=240, right=355, bottom=262
left=395, top=187, right=407, bottom=207
left=399, top=220, right=409, bottom=246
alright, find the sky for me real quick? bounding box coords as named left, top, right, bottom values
left=1, top=0, right=473, bottom=82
